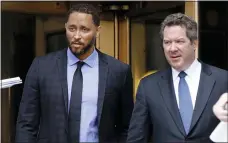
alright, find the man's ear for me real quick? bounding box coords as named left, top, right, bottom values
left=193, top=40, right=198, bottom=51
left=96, top=26, right=101, bottom=38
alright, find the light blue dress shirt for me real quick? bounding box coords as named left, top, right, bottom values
left=67, top=48, right=99, bottom=142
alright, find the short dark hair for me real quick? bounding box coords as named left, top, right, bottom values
left=160, top=13, right=198, bottom=42
left=66, top=3, right=100, bottom=26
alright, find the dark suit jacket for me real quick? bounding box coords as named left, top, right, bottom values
left=127, top=62, right=228, bottom=143
left=15, top=48, right=134, bottom=143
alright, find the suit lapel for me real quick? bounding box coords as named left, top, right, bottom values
left=57, top=48, right=69, bottom=114
left=158, top=68, right=186, bottom=136
left=189, top=63, right=215, bottom=131
left=97, top=50, right=108, bottom=126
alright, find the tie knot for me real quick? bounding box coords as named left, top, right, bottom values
left=77, top=61, right=84, bottom=69
left=179, top=71, right=187, bottom=78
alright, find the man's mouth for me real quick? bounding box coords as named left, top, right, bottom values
left=170, top=55, right=181, bottom=59
left=72, top=42, right=82, bottom=45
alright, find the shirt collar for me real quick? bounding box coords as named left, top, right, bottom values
left=172, top=59, right=201, bottom=80
left=67, top=47, right=98, bottom=68
left=184, top=59, right=200, bottom=79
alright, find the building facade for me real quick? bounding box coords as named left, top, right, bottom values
left=1, top=1, right=227, bottom=142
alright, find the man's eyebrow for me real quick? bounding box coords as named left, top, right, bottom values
left=67, top=24, right=76, bottom=27
left=175, top=38, right=185, bottom=40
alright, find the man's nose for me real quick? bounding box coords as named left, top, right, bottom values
left=169, top=42, right=178, bottom=51
left=73, top=31, right=81, bottom=39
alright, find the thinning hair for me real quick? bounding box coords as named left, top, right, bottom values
left=160, top=13, right=198, bottom=42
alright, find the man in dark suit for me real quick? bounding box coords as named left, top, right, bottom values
left=127, top=13, right=228, bottom=143
left=15, top=3, right=134, bottom=143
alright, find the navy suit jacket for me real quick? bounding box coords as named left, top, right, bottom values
left=15, top=48, right=134, bottom=143
left=127, top=62, right=228, bottom=143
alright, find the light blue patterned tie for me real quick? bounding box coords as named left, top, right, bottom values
left=178, top=71, right=193, bottom=134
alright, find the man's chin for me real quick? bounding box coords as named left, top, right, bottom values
left=69, top=47, right=84, bottom=55
left=73, top=50, right=85, bottom=56
left=71, top=45, right=82, bottom=50
left=69, top=43, right=94, bottom=58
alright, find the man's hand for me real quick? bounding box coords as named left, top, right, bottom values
left=213, top=93, right=228, bottom=122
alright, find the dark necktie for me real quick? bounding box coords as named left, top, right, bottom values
left=68, top=61, right=84, bottom=143
left=178, top=71, right=193, bottom=134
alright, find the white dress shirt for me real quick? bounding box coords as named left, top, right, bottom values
left=172, top=59, right=202, bottom=109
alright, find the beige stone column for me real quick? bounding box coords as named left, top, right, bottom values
left=185, top=1, right=199, bottom=58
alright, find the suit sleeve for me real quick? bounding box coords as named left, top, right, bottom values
left=127, top=80, right=152, bottom=143
left=118, top=65, right=134, bottom=142
left=15, top=58, right=40, bottom=143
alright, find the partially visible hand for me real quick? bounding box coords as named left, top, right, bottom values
left=213, top=93, right=228, bottom=122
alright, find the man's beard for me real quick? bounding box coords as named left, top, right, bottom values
left=69, top=37, right=96, bottom=57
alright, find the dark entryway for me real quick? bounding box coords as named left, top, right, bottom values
left=199, top=2, right=228, bottom=70
left=1, top=12, right=35, bottom=143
